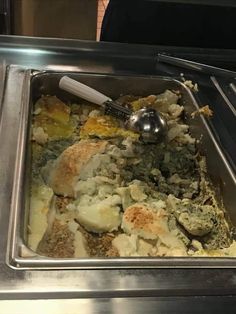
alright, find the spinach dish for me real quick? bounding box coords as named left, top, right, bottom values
left=28, top=90, right=235, bottom=258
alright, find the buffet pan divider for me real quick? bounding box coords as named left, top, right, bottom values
left=6, top=68, right=236, bottom=269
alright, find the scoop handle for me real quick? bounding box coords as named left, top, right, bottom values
left=59, top=76, right=112, bottom=106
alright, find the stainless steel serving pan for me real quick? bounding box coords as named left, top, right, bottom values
left=0, top=61, right=6, bottom=123
left=6, top=69, right=236, bottom=269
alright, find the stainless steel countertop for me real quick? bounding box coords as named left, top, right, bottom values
left=1, top=296, right=236, bottom=314
left=0, top=36, right=236, bottom=311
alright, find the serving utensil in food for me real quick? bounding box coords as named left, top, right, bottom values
left=59, top=76, right=167, bottom=143
left=8, top=70, right=236, bottom=269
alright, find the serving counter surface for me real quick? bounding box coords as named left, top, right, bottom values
left=0, top=35, right=236, bottom=312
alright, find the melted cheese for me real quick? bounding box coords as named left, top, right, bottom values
left=34, top=96, right=75, bottom=140
left=35, top=95, right=71, bottom=123
left=80, top=115, right=139, bottom=140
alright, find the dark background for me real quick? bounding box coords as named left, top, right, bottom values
left=101, top=0, right=236, bottom=48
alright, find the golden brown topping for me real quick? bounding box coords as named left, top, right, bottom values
left=45, top=139, right=108, bottom=197
left=33, top=96, right=76, bottom=140
left=35, top=95, right=71, bottom=123
left=80, top=115, right=139, bottom=140
left=122, top=204, right=168, bottom=240
left=124, top=205, right=155, bottom=228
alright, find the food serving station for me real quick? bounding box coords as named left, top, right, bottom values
left=0, top=28, right=236, bottom=313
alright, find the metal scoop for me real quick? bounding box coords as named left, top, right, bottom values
left=59, top=76, right=167, bottom=143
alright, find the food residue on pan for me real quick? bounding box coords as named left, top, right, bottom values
left=180, top=74, right=199, bottom=92
left=28, top=89, right=234, bottom=259
left=183, top=80, right=199, bottom=92
left=191, top=105, right=214, bottom=119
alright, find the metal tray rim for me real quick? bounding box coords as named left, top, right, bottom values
left=6, top=68, right=236, bottom=270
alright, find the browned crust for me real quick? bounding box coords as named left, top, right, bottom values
left=124, top=205, right=155, bottom=227
left=48, top=139, right=108, bottom=197
left=123, top=204, right=167, bottom=237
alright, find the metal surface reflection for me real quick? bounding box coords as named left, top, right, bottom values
left=0, top=36, right=236, bottom=307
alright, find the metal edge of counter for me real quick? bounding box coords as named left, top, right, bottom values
left=0, top=37, right=236, bottom=300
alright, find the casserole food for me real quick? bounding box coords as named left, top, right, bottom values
left=7, top=71, right=236, bottom=269
left=29, top=87, right=233, bottom=259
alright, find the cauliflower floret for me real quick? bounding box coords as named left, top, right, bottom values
left=154, top=90, right=179, bottom=112
left=129, top=181, right=148, bottom=202
left=167, top=123, right=189, bottom=141
left=168, top=104, right=184, bottom=118
left=74, top=178, right=97, bottom=196
left=112, top=234, right=139, bottom=256
left=32, top=126, right=48, bottom=144
left=76, top=195, right=122, bottom=233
